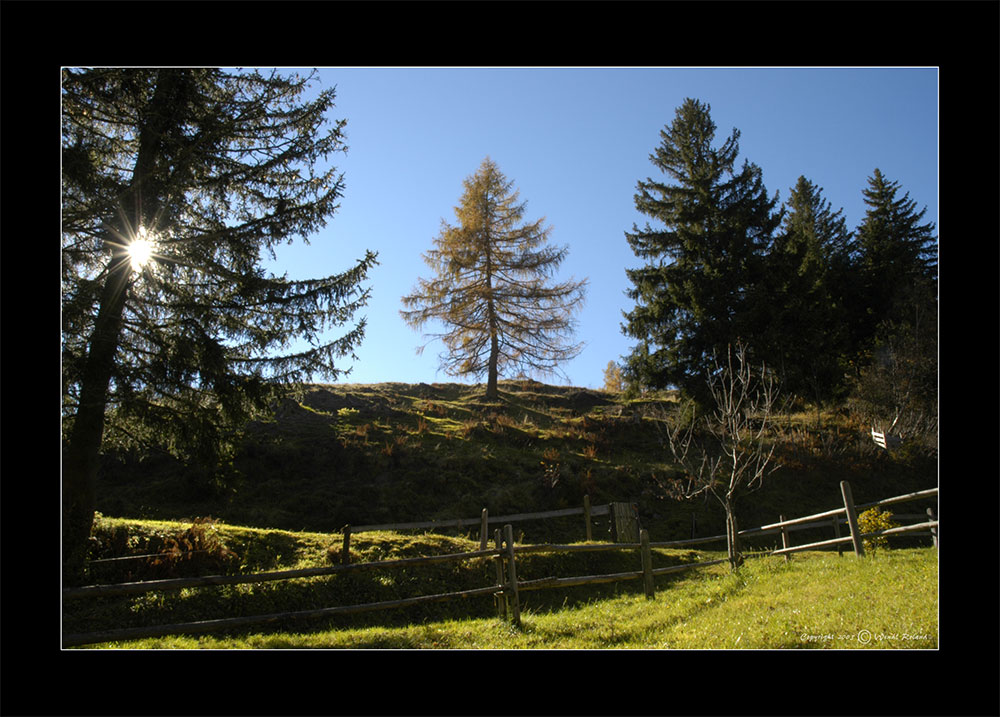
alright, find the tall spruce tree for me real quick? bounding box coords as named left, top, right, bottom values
left=61, top=68, right=377, bottom=580
left=400, top=157, right=587, bottom=399
left=852, top=168, right=937, bottom=353
left=760, top=176, right=855, bottom=406
left=622, top=98, right=783, bottom=402
left=848, top=169, right=937, bottom=440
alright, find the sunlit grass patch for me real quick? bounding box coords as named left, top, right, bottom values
left=79, top=548, right=936, bottom=650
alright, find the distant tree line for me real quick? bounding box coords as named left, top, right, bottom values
left=620, top=98, right=937, bottom=431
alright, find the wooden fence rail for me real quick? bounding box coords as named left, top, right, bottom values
left=660, top=486, right=939, bottom=551
left=767, top=483, right=938, bottom=559
left=63, top=548, right=499, bottom=602
left=63, top=584, right=505, bottom=647
left=339, top=496, right=622, bottom=560
left=771, top=521, right=938, bottom=557
left=63, top=482, right=937, bottom=646
left=347, top=498, right=610, bottom=536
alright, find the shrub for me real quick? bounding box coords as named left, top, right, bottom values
left=857, top=507, right=899, bottom=553
left=148, top=517, right=239, bottom=578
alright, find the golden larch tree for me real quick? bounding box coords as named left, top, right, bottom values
left=401, top=157, right=587, bottom=399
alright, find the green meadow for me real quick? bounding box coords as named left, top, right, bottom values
left=69, top=381, right=938, bottom=650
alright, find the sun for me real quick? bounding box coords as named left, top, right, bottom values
left=128, top=227, right=157, bottom=272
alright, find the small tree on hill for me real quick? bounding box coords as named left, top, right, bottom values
left=401, top=157, right=588, bottom=400
left=659, top=341, right=783, bottom=571
left=602, top=360, right=626, bottom=394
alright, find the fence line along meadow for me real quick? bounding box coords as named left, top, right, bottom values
left=62, top=482, right=937, bottom=647
left=339, top=496, right=615, bottom=560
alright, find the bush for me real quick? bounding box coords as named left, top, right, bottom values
left=148, top=517, right=239, bottom=578
left=857, top=507, right=899, bottom=553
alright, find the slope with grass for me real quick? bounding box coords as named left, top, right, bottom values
left=68, top=381, right=939, bottom=652
left=73, top=529, right=938, bottom=649
left=95, top=380, right=938, bottom=549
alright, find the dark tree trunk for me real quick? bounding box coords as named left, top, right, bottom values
left=62, top=254, right=132, bottom=582
left=484, top=229, right=500, bottom=401
left=725, top=505, right=741, bottom=572
left=62, top=70, right=178, bottom=583
left=486, top=332, right=499, bottom=400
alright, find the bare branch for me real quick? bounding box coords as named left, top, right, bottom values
left=654, top=340, right=783, bottom=570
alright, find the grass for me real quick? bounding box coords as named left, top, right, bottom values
left=94, top=379, right=937, bottom=549
left=76, top=380, right=938, bottom=651
left=71, top=533, right=937, bottom=649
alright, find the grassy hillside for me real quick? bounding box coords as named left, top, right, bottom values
left=94, top=380, right=938, bottom=548
left=69, top=516, right=722, bottom=643
left=72, top=385, right=938, bottom=650
left=68, top=514, right=938, bottom=649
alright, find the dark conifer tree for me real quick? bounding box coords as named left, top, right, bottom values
left=61, top=68, right=377, bottom=580
left=760, top=176, right=855, bottom=406
left=852, top=168, right=937, bottom=347
left=622, top=98, right=783, bottom=402
left=847, top=169, right=937, bottom=440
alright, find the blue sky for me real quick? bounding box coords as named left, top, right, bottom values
left=267, top=67, right=938, bottom=390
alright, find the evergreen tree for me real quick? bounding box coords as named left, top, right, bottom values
left=851, top=168, right=937, bottom=358
left=61, top=68, right=377, bottom=580
left=760, top=176, right=854, bottom=406
left=848, top=169, right=937, bottom=442
left=622, top=98, right=783, bottom=402
left=401, top=157, right=587, bottom=400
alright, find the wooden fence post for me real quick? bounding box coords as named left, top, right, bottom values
left=779, top=515, right=791, bottom=563
left=583, top=495, right=592, bottom=542
left=840, top=481, right=865, bottom=557
left=927, top=507, right=938, bottom=548
left=479, top=509, right=489, bottom=551
left=493, top=528, right=506, bottom=619
left=503, top=524, right=521, bottom=628
left=611, top=502, right=639, bottom=543
left=640, top=529, right=654, bottom=599
left=342, top=525, right=352, bottom=565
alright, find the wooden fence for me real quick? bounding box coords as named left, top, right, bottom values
left=340, top=495, right=615, bottom=554
left=85, top=497, right=620, bottom=570
left=338, top=497, right=642, bottom=561
left=62, top=482, right=937, bottom=647
left=669, top=483, right=939, bottom=556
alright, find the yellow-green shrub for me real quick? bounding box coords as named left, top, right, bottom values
left=857, top=507, right=899, bottom=552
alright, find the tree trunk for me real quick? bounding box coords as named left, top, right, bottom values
left=63, top=252, right=132, bottom=582
left=483, top=222, right=500, bottom=401
left=725, top=505, right=741, bottom=572
left=62, top=69, right=178, bottom=583
left=486, top=331, right=499, bottom=400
